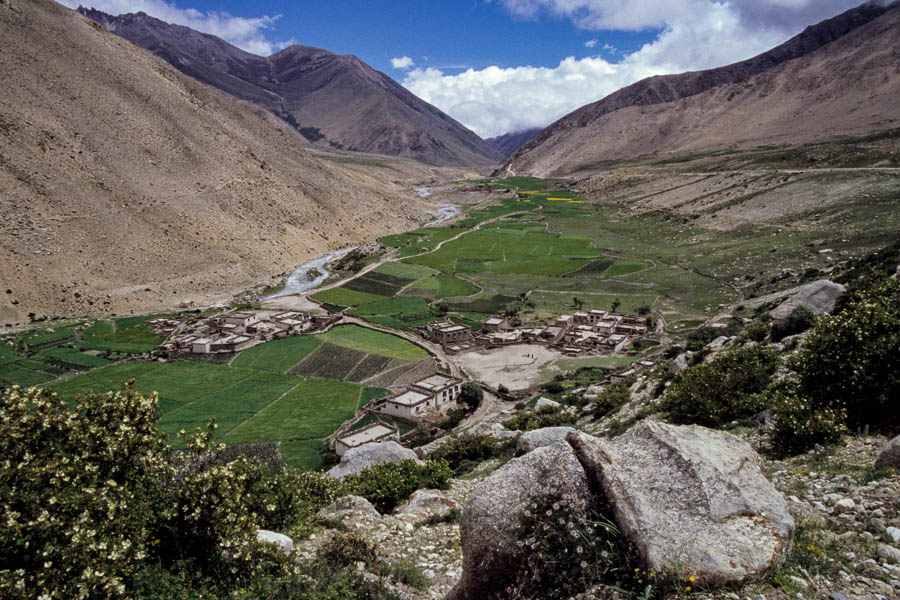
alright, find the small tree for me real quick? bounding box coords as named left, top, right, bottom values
left=611, top=298, right=621, bottom=313
left=459, top=381, right=483, bottom=411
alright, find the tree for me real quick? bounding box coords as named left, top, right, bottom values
left=459, top=381, right=483, bottom=411
left=611, top=298, right=621, bottom=313
left=636, top=304, right=651, bottom=316
left=572, top=296, right=584, bottom=310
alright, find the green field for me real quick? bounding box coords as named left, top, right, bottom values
left=319, top=325, right=428, bottom=360
left=37, top=347, right=111, bottom=368
left=76, top=316, right=165, bottom=354
left=311, top=287, right=386, bottom=308
left=374, top=262, right=436, bottom=279
left=0, top=344, right=18, bottom=365
left=230, top=336, right=322, bottom=373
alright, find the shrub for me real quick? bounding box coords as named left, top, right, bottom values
left=771, top=307, right=817, bottom=342
left=383, top=560, right=430, bottom=590
left=459, top=381, right=483, bottom=410
left=317, top=533, right=378, bottom=567
left=429, top=434, right=514, bottom=475
left=541, top=381, right=564, bottom=394
left=745, top=321, right=770, bottom=342
left=592, top=383, right=631, bottom=418
left=661, top=345, right=780, bottom=427
left=791, top=277, right=899, bottom=430
left=342, top=459, right=452, bottom=513
left=503, top=405, right=577, bottom=431
left=770, top=393, right=847, bottom=456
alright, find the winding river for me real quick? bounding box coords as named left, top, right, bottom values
left=264, top=246, right=357, bottom=298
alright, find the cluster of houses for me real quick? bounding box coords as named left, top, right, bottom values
left=332, top=372, right=463, bottom=456
left=157, top=310, right=341, bottom=355
left=417, top=307, right=653, bottom=356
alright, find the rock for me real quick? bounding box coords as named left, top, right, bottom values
left=568, top=421, right=794, bottom=587
left=886, top=527, right=900, bottom=544
left=877, top=544, right=900, bottom=565
left=770, top=279, right=845, bottom=322
left=415, top=424, right=519, bottom=459
left=447, top=441, right=592, bottom=600
left=582, top=403, right=596, bottom=414
left=256, top=529, right=294, bottom=554
left=535, top=397, right=560, bottom=411
left=874, top=435, right=900, bottom=471
left=787, top=575, right=808, bottom=589
left=317, top=495, right=381, bottom=520
left=707, top=336, right=730, bottom=351
left=753, top=409, right=777, bottom=430
left=327, top=441, right=422, bottom=480
left=397, top=489, right=460, bottom=518
left=833, top=498, right=856, bottom=514
left=674, top=352, right=693, bottom=372
left=517, top=426, right=577, bottom=455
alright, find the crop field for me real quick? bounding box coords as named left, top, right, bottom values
left=345, top=354, right=394, bottom=382
left=37, top=347, right=110, bottom=368
left=0, top=362, right=55, bottom=387
left=0, top=344, right=17, bottom=364
left=319, top=325, right=428, bottom=360
left=341, top=271, right=415, bottom=297
left=374, top=262, right=436, bottom=280
left=230, top=335, right=322, bottom=373
left=77, top=317, right=164, bottom=354
left=290, top=343, right=370, bottom=380
left=311, top=287, right=386, bottom=308
left=348, top=297, right=433, bottom=322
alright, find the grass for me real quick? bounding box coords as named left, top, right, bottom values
left=349, top=297, right=433, bottom=321
left=374, top=262, right=436, bottom=280
left=0, top=362, right=55, bottom=387
left=290, top=343, right=371, bottom=380
left=77, top=317, right=163, bottom=354
left=279, top=439, right=325, bottom=470
left=0, top=344, right=19, bottom=365
left=311, top=287, right=387, bottom=308
left=231, top=336, right=322, bottom=373
left=342, top=272, right=414, bottom=297
left=37, top=347, right=110, bottom=368
left=223, top=378, right=362, bottom=443
left=319, top=325, right=428, bottom=360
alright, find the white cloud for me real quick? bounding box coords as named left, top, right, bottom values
left=404, top=0, right=862, bottom=137
left=391, top=56, right=415, bottom=69
left=584, top=38, right=597, bottom=47
left=60, top=0, right=294, bottom=55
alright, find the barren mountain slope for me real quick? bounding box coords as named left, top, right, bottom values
left=504, top=2, right=900, bottom=177
left=78, top=8, right=503, bottom=168
left=0, top=0, right=428, bottom=326
left=486, top=128, right=541, bottom=158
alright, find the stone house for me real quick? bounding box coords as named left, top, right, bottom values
left=334, top=423, right=399, bottom=457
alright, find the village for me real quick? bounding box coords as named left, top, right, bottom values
left=420, top=307, right=654, bottom=356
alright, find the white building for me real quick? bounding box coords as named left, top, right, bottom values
left=334, top=423, right=399, bottom=456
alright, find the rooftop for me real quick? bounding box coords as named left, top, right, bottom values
left=337, top=423, right=397, bottom=448
left=388, top=389, right=431, bottom=407
left=413, top=373, right=461, bottom=391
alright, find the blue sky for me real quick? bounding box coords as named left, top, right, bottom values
left=62, top=0, right=864, bottom=137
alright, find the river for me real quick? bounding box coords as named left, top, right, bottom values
left=264, top=246, right=357, bottom=298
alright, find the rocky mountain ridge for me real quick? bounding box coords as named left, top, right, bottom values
left=503, top=1, right=900, bottom=176
left=77, top=7, right=503, bottom=168
left=0, top=0, right=429, bottom=325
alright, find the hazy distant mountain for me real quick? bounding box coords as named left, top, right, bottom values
left=0, top=0, right=426, bottom=324
left=503, top=2, right=900, bottom=176
left=77, top=8, right=502, bottom=168
left=487, top=128, right=541, bottom=158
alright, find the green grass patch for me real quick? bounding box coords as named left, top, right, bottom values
left=604, top=260, right=648, bottom=277
left=361, top=387, right=391, bottom=406
left=311, top=287, right=386, bottom=308
left=279, top=439, right=325, bottom=470
left=341, top=271, right=413, bottom=297
left=319, top=325, right=428, bottom=360
left=37, top=347, right=110, bottom=368
left=374, top=262, right=436, bottom=279
left=443, top=293, right=517, bottom=315
left=223, top=378, right=362, bottom=443
left=0, top=362, right=55, bottom=387
left=77, top=318, right=163, bottom=354
left=0, top=344, right=19, bottom=365
left=434, top=274, right=478, bottom=298
left=290, top=343, right=369, bottom=380
left=349, top=297, right=433, bottom=321
left=231, top=336, right=321, bottom=373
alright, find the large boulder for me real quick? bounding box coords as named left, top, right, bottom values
left=770, top=279, right=845, bottom=322
left=447, top=441, right=592, bottom=600
left=396, top=489, right=460, bottom=518
left=517, top=426, right=576, bottom=455
left=535, top=397, right=561, bottom=411
left=874, top=434, right=900, bottom=471
left=568, top=422, right=794, bottom=586
left=255, top=529, right=294, bottom=554
left=317, top=495, right=381, bottom=520
left=327, top=441, right=422, bottom=480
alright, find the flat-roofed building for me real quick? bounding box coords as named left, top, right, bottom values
left=411, top=373, right=462, bottom=408
left=334, top=423, right=399, bottom=456
left=427, top=321, right=472, bottom=346
left=191, top=338, right=211, bottom=354
left=216, top=311, right=259, bottom=329
left=573, top=311, right=590, bottom=325
left=382, top=389, right=434, bottom=419
left=482, top=316, right=509, bottom=333
left=588, top=308, right=608, bottom=324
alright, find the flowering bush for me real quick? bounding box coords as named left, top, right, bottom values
left=661, top=345, right=779, bottom=427
left=341, top=458, right=452, bottom=513
left=770, top=392, right=848, bottom=456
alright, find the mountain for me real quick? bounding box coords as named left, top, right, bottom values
left=77, top=8, right=502, bottom=168
left=502, top=2, right=900, bottom=177
left=0, top=0, right=430, bottom=325
left=486, top=128, right=541, bottom=158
